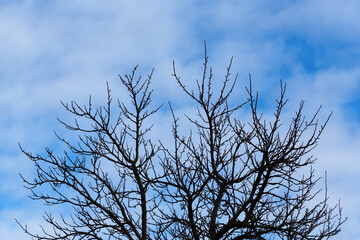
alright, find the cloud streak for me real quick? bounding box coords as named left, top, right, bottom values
left=0, top=0, right=359, bottom=238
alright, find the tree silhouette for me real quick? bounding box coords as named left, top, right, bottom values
left=18, top=45, right=345, bottom=240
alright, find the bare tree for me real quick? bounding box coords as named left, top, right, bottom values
left=18, top=45, right=345, bottom=240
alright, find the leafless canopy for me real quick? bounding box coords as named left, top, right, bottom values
left=19, top=45, right=345, bottom=240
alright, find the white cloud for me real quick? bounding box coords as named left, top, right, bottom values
left=0, top=0, right=359, bottom=238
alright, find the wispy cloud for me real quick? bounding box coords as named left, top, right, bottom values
left=0, top=0, right=359, bottom=238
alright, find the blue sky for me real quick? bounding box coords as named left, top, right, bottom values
left=0, top=0, right=359, bottom=238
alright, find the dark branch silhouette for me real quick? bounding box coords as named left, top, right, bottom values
left=18, top=44, right=345, bottom=240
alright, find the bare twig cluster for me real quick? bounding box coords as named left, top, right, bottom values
left=18, top=44, right=345, bottom=240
